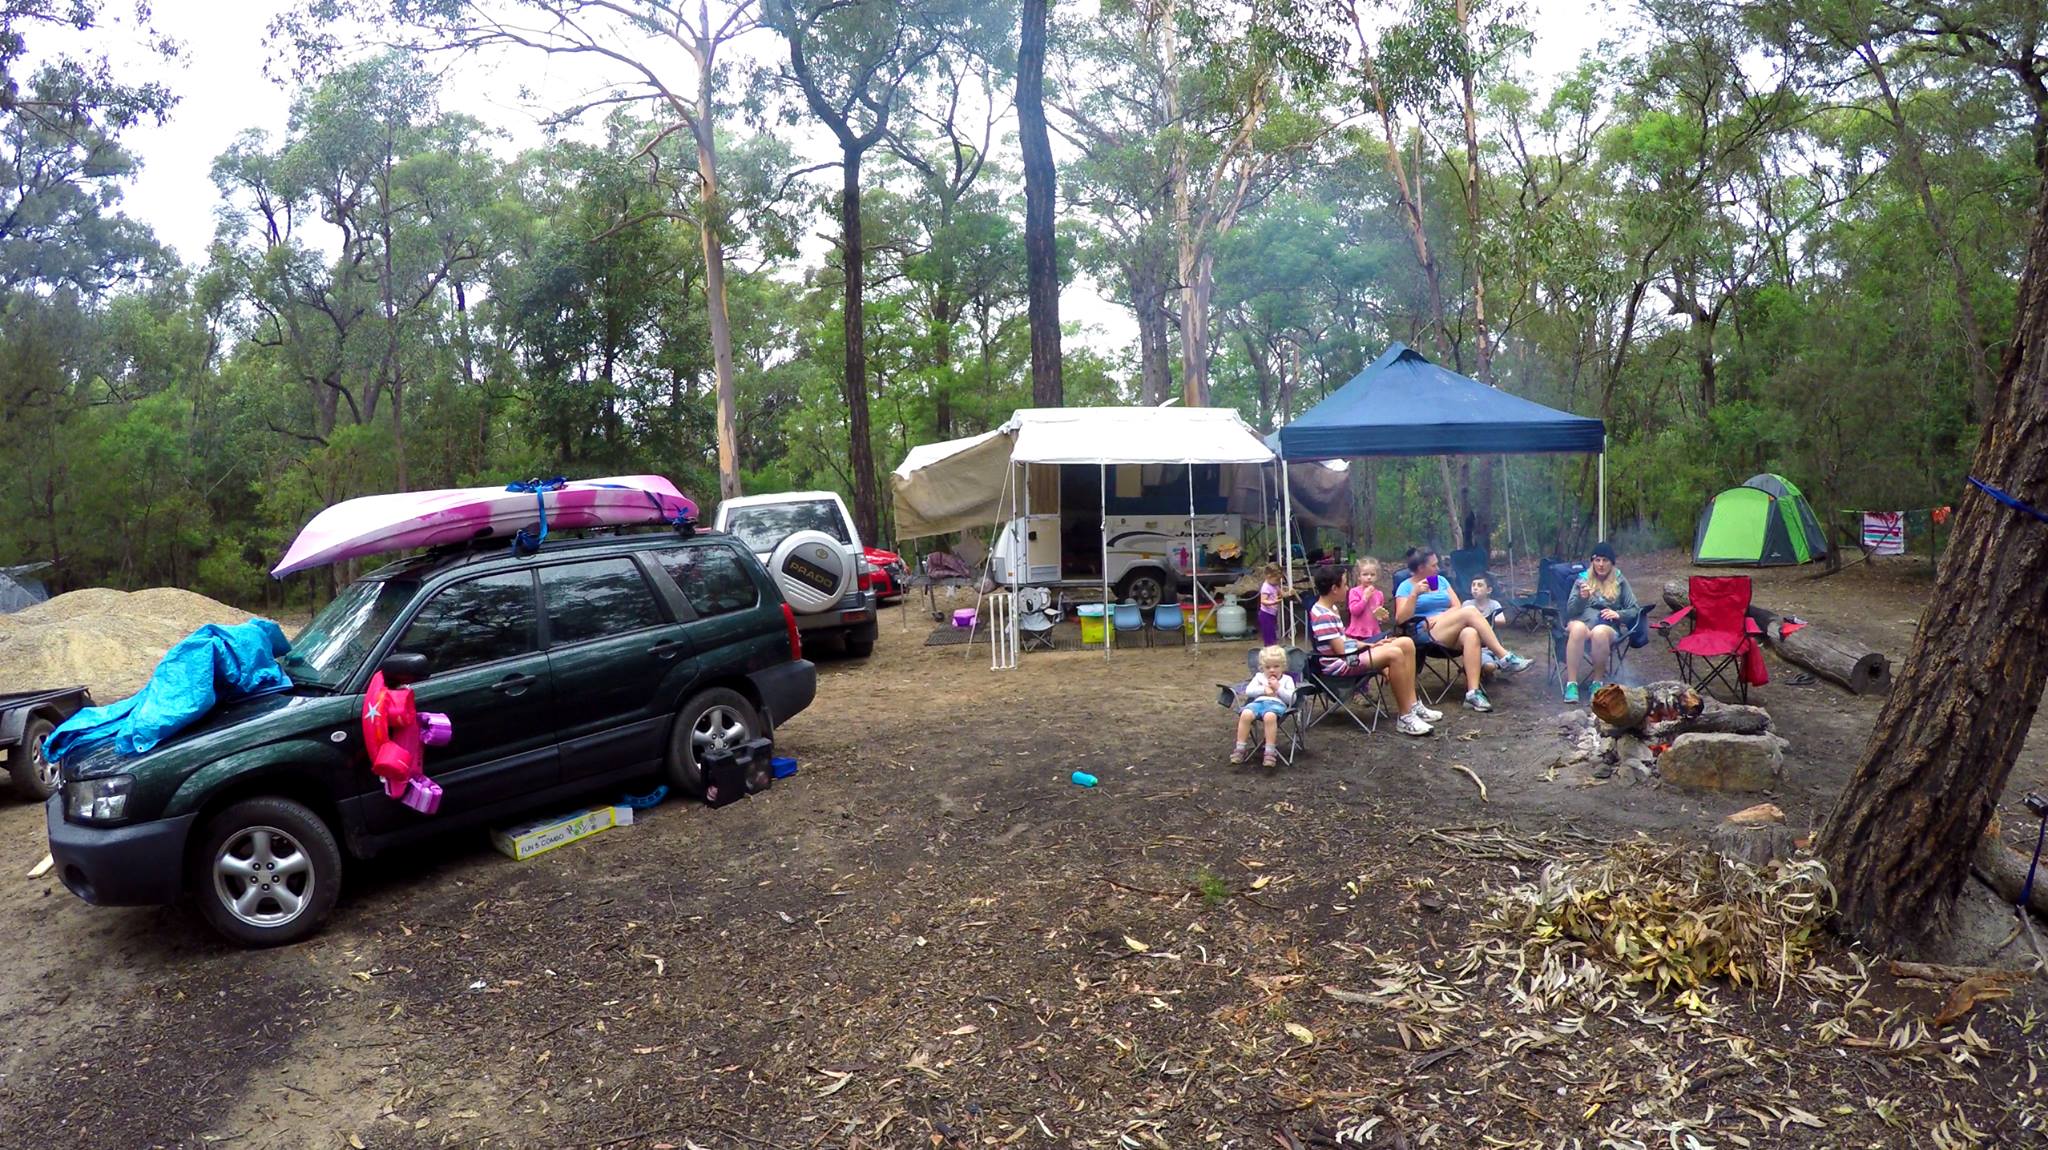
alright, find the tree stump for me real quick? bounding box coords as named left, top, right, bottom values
left=1712, top=819, right=1799, bottom=868
left=1776, top=624, right=1891, bottom=695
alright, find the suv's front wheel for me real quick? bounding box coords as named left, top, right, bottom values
left=192, top=798, right=342, bottom=948
left=665, top=688, right=761, bottom=796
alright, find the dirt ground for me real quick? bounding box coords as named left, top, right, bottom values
left=4, top=554, right=2048, bottom=1149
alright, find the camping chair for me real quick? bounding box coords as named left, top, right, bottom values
left=1017, top=587, right=1061, bottom=652
left=1411, top=630, right=1464, bottom=706
left=1297, top=641, right=1389, bottom=733
left=1449, top=547, right=1491, bottom=601
left=1152, top=600, right=1187, bottom=646
left=1112, top=600, right=1150, bottom=649
left=1512, top=555, right=1569, bottom=632
left=1215, top=648, right=1308, bottom=766
left=1655, top=575, right=1766, bottom=703
left=1549, top=601, right=1651, bottom=691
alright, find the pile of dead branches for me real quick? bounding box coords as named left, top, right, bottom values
left=1478, top=838, right=1835, bottom=1011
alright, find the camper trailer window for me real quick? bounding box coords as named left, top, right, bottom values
left=724, top=500, right=851, bottom=552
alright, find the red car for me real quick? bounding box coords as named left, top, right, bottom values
left=863, top=546, right=909, bottom=603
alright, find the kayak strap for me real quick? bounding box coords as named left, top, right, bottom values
left=507, top=477, right=568, bottom=556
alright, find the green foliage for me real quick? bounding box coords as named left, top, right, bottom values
left=2, top=0, right=2040, bottom=602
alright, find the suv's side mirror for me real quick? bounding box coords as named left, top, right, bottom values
left=380, top=652, right=430, bottom=686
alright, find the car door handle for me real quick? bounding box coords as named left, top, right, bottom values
left=649, top=639, right=686, bottom=662
left=491, top=673, right=537, bottom=696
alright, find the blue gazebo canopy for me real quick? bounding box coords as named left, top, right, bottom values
left=1275, top=343, right=1605, bottom=460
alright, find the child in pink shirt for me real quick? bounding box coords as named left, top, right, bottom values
left=1346, top=557, right=1388, bottom=642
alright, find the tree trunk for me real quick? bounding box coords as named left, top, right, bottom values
left=1860, top=37, right=1996, bottom=423
left=933, top=289, right=955, bottom=437
left=695, top=92, right=744, bottom=505
left=1133, top=268, right=1173, bottom=404
left=1018, top=0, right=1063, bottom=407
left=840, top=149, right=880, bottom=544
left=1817, top=175, right=2048, bottom=951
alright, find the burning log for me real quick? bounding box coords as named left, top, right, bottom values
left=1644, top=704, right=1773, bottom=742
left=1592, top=681, right=1703, bottom=731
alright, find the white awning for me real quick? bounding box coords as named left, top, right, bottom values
left=890, top=407, right=1277, bottom=541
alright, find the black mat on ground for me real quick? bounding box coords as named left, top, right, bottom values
left=924, top=625, right=976, bottom=647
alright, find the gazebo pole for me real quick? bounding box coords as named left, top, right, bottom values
left=1101, top=463, right=1111, bottom=660
left=1598, top=433, right=1608, bottom=542
left=1188, top=464, right=1199, bottom=652
left=1281, top=459, right=1295, bottom=645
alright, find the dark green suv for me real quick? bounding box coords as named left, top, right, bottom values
left=46, top=531, right=816, bottom=946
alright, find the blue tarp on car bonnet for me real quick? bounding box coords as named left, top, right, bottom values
left=1274, top=343, right=1605, bottom=460
left=44, top=619, right=293, bottom=763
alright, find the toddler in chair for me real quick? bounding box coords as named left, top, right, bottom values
left=1231, top=645, right=1296, bottom=768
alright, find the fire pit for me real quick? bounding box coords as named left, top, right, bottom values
left=1552, top=680, right=1785, bottom=791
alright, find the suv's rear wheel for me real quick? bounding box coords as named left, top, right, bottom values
left=192, top=798, right=342, bottom=948
left=665, top=688, right=761, bottom=796
left=8, top=716, right=56, bottom=800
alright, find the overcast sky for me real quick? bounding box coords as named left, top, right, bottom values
left=82, top=0, right=1627, bottom=351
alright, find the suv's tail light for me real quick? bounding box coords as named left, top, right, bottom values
left=781, top=602, right=802, bottom=661
left=856, top=556, right=875, bottom=592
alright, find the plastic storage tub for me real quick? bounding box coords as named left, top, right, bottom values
left=1076, top=603, right=1105, bottom=646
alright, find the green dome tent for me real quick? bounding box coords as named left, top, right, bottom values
left=1693, top=474, right=1830, bottom=566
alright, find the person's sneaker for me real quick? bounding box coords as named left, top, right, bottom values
left=1230, top=741, right=1251, bottom=765
left=1563, top=681, right=1580, bottom=704
left=1590, top=679, right=1607, bottom=698
left=1499, top=653, right=1533, bottom=673
left=1396, top=712, right=1434, bottom=737
left=1410, top=700, right=1444, bottom=722
left=1465, top=688, right=1494, bottom=712
left=1262, top=744, right=1279, bottom=767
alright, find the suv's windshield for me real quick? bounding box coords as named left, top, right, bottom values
left=281, top=578, right=420, bottom=689
left=723, top=500, right=850, bottom=553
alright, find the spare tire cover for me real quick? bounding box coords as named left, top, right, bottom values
left=767, top=530, right=853, bottom=614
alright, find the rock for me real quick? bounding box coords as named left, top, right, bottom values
left=1710, top=819, right=1799, bottom=868
left=1724, top=802, right=1785, bottom=826
left=1657, top=732, right=1784, bottom=792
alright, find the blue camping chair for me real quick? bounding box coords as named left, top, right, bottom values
left=1112, top=600, right=1150, bottom=648
left=1152, top=600, right=1187, bottom=646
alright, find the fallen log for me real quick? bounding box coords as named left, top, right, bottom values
left=1663, top=579, right=1887, bottom=693
left=1775, top=623, right=1890, bottom=695
left=1972, top=815, right=2048, bottom=920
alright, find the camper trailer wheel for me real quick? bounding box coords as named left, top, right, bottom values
left=1118, top=569, right=1171, bottom=610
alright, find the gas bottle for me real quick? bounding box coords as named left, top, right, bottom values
left=1214, top=593, right=1250, bottom=638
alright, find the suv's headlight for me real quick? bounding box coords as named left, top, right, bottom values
left=65, top=776, right=132, bottom=824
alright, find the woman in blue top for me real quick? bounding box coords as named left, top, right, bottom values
left=1393, top=548, right=1531, bottom=712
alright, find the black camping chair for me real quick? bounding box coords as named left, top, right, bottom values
left=1297, top=637, right=1390, bottom=733
left=1513, top=554, right=1569, bottom=632
left=1543, top=562, right=1652, bottom=691
left=1448, top=547, right=1491, bottom=601
left=1215, top=647, right=1309, bottom=765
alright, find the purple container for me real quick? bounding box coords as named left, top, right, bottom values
left=420, top=712, right=453, bottom=746
left=401, top=776, right=443, bottom=814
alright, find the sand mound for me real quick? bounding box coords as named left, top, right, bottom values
left=0, top=588, right=257, bottom=702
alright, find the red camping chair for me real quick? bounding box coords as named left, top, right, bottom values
left=1654, top=576, right=1768, bottom=702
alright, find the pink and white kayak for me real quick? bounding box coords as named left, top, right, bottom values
left=272, top=476, right=698, bottom=578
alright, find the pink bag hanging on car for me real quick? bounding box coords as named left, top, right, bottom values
left=361, top=672, right=452, bottom=810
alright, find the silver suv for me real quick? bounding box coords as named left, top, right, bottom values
left=713, top=491, right=878, bottom=658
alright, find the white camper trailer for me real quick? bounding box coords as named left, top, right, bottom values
left=985, top=465, right=1243, bottom=606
